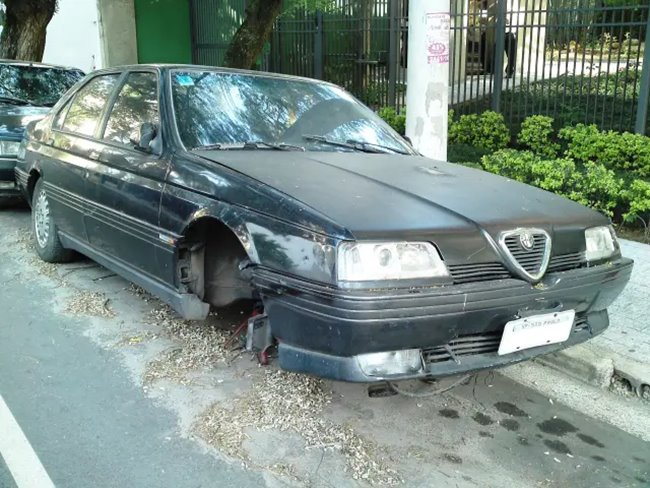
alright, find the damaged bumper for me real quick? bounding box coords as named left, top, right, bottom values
left=254, top=258, right=633, bottom=382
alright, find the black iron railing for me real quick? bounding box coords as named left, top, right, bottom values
left=189, top=0, right=650, bottom=135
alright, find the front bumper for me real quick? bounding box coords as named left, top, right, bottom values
left=0, top=157, right=20, bottom=198
left=254, top=258, right=633, bottom=382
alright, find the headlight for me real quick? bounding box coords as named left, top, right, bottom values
left=0, top=140, right=20, bottom=157
left=585, top=226, right=618, bottom=262
left=337, top=241, right=449, bottom=282
left=357, top=349, right=423, bottom=377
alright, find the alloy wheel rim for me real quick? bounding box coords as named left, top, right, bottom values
left=34, top=190, right=50, bottom=248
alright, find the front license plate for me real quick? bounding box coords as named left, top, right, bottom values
left=498, top=310, right=575, bottom=356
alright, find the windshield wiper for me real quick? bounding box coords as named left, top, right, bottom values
left=192, top=143, right=223, bottom=151
left=193, top=141, right=304, bottom=152
left=242, top=141, right=305, bottom=151
left=302, top=134, right=409, bottom=155
left=0, top=96, right=32, bottom=106
left=348, top=139, right=411, bottom=155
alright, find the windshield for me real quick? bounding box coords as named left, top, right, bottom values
left=171, top=70, right=413, bottom=154
left=0, top=64, right=84, bottom=106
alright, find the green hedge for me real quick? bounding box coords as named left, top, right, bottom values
left=517, top=115, right=560, bottom=159
left=559, top=124, right=650, bottom=179
left=448, top=110, right=511, bottom=152
left=480, top=149, right=650, bottom=223
left=376, top=107, right=650, bottom=227
left=450, top=70, right=649, bottom=135
left=377, top=107, right=406, bottom=136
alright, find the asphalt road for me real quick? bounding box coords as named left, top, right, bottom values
left=0, top=207, right=648, bottom=488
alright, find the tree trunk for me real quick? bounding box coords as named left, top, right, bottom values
left=0, top=0, right=57, bottom=62
left=223, top=0, right=282, bottom=70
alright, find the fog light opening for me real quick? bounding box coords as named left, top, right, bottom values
left=357, top=349, right=423, bottom=377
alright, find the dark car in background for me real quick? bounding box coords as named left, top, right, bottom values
left=0, top=60, right=83, bottom=203
left=17, top=65, right=632, bottom=383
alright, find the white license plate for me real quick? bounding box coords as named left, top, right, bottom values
left=498, top=310, right=575, bottom=356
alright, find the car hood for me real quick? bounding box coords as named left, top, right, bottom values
left=0, top=105, right=50, bottom=139
left=195, top=150, right=607, bottom=241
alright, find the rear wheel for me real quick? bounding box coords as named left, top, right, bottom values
left=32, top=179, right=73, bottom=263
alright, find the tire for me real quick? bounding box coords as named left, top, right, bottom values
left=31, top=179, right=74, bottom=263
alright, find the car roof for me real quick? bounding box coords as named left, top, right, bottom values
left=90, top=63, right=332, bottom=86
left=0, top=58, right=84, bottom=72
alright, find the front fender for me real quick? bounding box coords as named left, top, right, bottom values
left=162, top=183, right=340, bottom=285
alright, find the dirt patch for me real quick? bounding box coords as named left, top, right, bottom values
left=195, top=370, right=401, bottom=486
left=65, top=291, right=115, bottom=318
left=127, top=283, right=156, bottom=303
left=142, top=305, right=232, bottom=385
left=11, top=229, right=62, bottom=280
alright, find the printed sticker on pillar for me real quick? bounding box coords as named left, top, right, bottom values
left=426, top=12, right=450, bottom=65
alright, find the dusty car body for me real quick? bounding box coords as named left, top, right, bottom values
left=0, top=60, right=84, bottom=202
left=17, top=65, right=632, bottom=382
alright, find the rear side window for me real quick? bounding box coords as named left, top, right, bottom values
left=62, top=74, right=119, bottom=136
left=103, top=72, right=159, bottom=146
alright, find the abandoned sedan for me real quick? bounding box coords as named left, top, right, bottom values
left=0, top=60, right=84, bottom=203
left=17, top=65, right=632, bottom=382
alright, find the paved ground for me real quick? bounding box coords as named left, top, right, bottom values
left=0, top=207, right=648, bottom=488
left=596, top=239, right=650, bottom=365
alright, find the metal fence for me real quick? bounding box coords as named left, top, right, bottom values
left=189, top=0, right=650, bottom=135
left=450, top=0, right=650, bottom=135
left=268, top=1, right=409, bottom=111
left=190, top=0, right=248, bottom=67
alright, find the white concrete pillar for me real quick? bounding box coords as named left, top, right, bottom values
left=96, top=0, right=138, bottom=67
left=405, top=1, right=450, bottom=161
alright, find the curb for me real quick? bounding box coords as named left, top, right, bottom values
left=536, top=343, right=650, bottom=399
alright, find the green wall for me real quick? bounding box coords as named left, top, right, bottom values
left=134, top=0, right=192, bottom=64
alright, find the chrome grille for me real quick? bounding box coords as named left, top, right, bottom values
left=504, top=233, right=548, bottom=275
left=448, top=253, right=585, bottom=284
left=423, top=332, right=501, bottom=364
left=447, top=263, right=511, bottom=284
left=422, top=314, right=588, bottom=365
left=547, top=252, right=584, bottom=273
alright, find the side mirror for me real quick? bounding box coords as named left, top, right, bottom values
left=130, top=122, right=158, bottom=153
left=403, top=135, right=413, bottom=146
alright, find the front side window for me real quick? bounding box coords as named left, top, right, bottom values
left=171, top=70, right=412, bottom=154
left=103, top=72, right=159, bottom=146
left=62, top=74, right=120, bottom=137
left=0, top=64, right=84, bottom=107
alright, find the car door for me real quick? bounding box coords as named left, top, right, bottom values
left=46, top=73, right=121, bottom=240
left=83, top=70, right=170, bottom=280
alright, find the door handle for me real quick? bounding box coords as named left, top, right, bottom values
left=88, top=150, right=100, bottom=161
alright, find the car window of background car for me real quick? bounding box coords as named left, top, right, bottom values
left=103, top=72, right=159, bottom=146
left=171, top=71, right=408, bottom=153
left=61, top=74, right=120, bottom=137
left=0, top=65, right=84, bottom=106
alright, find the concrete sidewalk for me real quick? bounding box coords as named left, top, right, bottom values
left=539, top=239, right=650, bottom=399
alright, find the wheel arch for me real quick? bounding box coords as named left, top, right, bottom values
left=178, top=214, right=257, bottom=308
left=26, top=168, right=42, bottom=202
